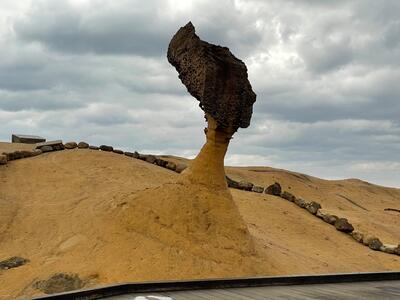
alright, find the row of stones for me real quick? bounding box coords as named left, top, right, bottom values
left=233, top=180, right=400, bottom=256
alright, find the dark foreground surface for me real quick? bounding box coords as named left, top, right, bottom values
left=32, top=272, right=400, bottom=300
left=104, top=280, right=400, bottom=299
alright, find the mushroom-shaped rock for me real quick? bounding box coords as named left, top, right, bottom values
left=168, top=22, right=256, bottom=130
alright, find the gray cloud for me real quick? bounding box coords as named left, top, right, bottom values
left=0, top=0, right=399, bottom=187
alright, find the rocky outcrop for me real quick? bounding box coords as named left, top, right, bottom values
left=265, top=182, right=282, bottom=196
left=34, top=273, right=83, bottom=294
left=167, top=22, right=256, bottom=130
left=0, top=256, right=29, bottom=270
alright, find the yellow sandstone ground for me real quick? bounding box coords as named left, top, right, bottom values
left=0, top=143, right=399, bottom=299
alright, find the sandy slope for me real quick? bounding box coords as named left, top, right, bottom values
left=0, top=148, right=399, bottom=299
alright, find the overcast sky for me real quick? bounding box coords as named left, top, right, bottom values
left=1, top=0, right=399, bottom=187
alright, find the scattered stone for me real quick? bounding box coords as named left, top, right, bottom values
left=175, top=163, right=187, bottom=173
left=40, top=145, right=53, bottom=153
left=34, top=273, right=83, bottom=294
left=238, top=181, right=254, bottom=191
left=380, top=244, right=397, bottom=254
left=281, top=191, right=296, bottom=202
left=0, top=154, right=7, bottom=165
left=334, top=218, right=354, bottom=233
left=351, top=231, right=364, bottom=243
left=362, top=236, right=383, bottom=250
left=252, top=186, right=264, bottom=193
left=89, top=145, right=99, bottom=150
left=306, top=201, right=321, bottom=215
left=100, top=145, right=113, bottom=152
left=166, top=161, right=177, bottom=171
left=64, top=142, right=78, bottom=149
left=294, top=198, right=307, bottom=208
left=113, top=149, right=124, bottom=155
left=0, top=256, right=29, bottom=270
left=322, top=214, right=339, bottom=225
left=77, top=142, right=89, bottom=149
left=155, top=158, right=168, bottom=167
left=124, top=151, right=134, bottom=157
left=145, top=155, right=157, bottom=164
left=265, top=182, right=282, bottom=196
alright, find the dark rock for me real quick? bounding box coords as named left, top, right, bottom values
left=64, top=142, right=78, bottom=149
left=306, top=201, right=321, bottom=215
left=12, top=134, right=45, bottom=144
left=238, top=181, right=254, bottom=191
left=34, top=273, right=83, bottom=294
left=226, top=176, right=240, bottom=188
left=124, top=151, right=134, bottom=157
left=155, top=158, right=168, bottom=167
left=351, top=231, right=364, bottom=243
left=36, top=140, right=63, bottom=150
left=265, top=182, right=282, bottom=196
left=145, top=155, right=157, bottom=163
left=89, top=145, right=99, bottom=150
left=53, top=144, right=65, bottom=151
left=0, top=154, right=7, bottom=165
left=132, top=151, right=140, bottom=159
left=0, top=256, right=29, bottom=270
left=166, top=161, right=176, bottom=171
left=113, top=149, right=124, bottom=154
left=252, top=186, right=264, bottom=193
left=281, top=191, right=296, bottom=202
left=167, top=22, right=256, bottom=130
left=77, top=142, right=89, bottom=149
left=175, top=163, right=187, bottom=173
left=322, top=214, right=339, bottom=225
left=138, top=154, right=147, bottom=160
left=100, top=145, right=113, bottom=152
left=334, top=218, right=354, bottom=233
left=367, top=237, right=383, bottom=250
left=294, top=198, right=307, bottom=208
left=40, top=145, right=53, bottom=153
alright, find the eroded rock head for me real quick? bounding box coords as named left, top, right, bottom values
left=167, top=22, right=256, bottom=130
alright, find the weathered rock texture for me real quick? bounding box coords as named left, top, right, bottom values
left=168, top=22, right=256, bottom=130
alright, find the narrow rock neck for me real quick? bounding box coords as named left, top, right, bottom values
left=181, top=114, right=235, bottom=189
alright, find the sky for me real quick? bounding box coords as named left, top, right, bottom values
left=0, top=0, right=399, bottom=187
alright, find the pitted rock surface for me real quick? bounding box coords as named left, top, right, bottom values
left=167, top=22, right=256, bottom=130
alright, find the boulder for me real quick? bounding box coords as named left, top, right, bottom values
left=124, top=151, right=134, bottom=157
left=0, top=256, right=29, bottom=270
left=155, top=158, right=168, bottom=167
left=238, top=181, right=254, bottom=191
left=322, top=214, right=339, bottom=225
left=281, top=191, right=296, bottom=202
left=34, top=273, right=83, bottom=294
left=40, top=145, right=53, bottom=153
left=364, top=237, right=383, bottom=250
left=166, top=161, right=177, bottom=171
left=145, top=155, right=157, bottom=164
left=334, top=218, right=354, bottom=233
left=113, top=149, right=124, bottom=154
left=89, top=145, right=99, bottom=150
left=77, top=142, right=89, bottom=149
left=0, top=154, right=7, bottom=165
left=167, top=22, right=256, bottom=130
left=175, top=163, right=187, bottom=173
left=306, top=201, right=321, bottom=215
left=132, top=151, right=140, bottom=159
left=64, top=142, right=78, bottom=149
left=252, top=186, right=264, bottom=193
left=294, top=198, right=307, bottom=208
left=265, top=182, right=282, bottom=196
left=99, top=145, right=113, bottom=152
left=53, top=144, right=65, bottom=151
left=351, top=231, right=364, bottom=243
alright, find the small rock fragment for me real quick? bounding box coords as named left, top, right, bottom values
left=334, top=218, right=354, bottom=233
left=252, top=186, right=264, bottom=193
left=40, top=145, right=53, bottom=153
left=113, top=149, right=124, bottom=154
left=64, top=142, right=78, bottom=149
left=265, top=182, right=282, bottom=196
left=351, top=231, right=364, bottom=243
left=281, top=191, right=296, bottom=202
left=166, top=161, right=177, bottom=171
left=34, top=273, right=83, bottom=294
left=306, top=201, right=321, bottom=215
left=0, top=256, right=29, bottom=270
left=0, top=154, right=7, bottom=165
left=100, top=145, right=113, bottom=152
left=77, top=142, right=89, bottom=149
